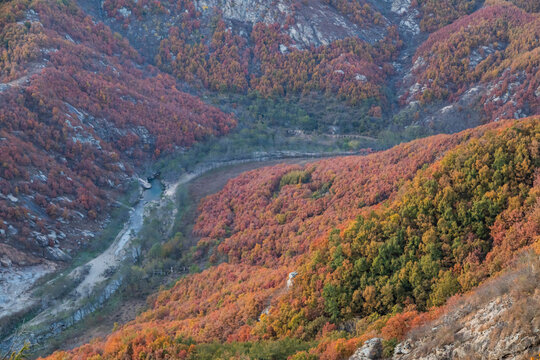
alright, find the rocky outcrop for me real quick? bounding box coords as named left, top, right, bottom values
left=286, top=271, right=298, bottom=288
left=79, top=0, right=388, bottom=60
left=350, top=338, right=383, bottom=360
left=138, top=178, right=152, bottom=190
left=0, top=243, right=41, bottom=267
left=346, top=256, right=540, bottom=360
left=390, top=0, right=420, bottom=35
left=392, top=257, right=540, bottom=359
left=43, top=246, right=71, bottom=262
left=195, top=0, right=387, bottom=47
left=393, top=295, right=540, bottom=359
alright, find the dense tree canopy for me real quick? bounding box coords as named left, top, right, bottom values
left=410, top=2, right=539, bottom=120
left=41, top=117, right=540, bottom=360
left=0, top=0, right=234, bottom=260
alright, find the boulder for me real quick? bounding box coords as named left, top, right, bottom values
left=33, top=231, right=49, bottom=247
left=393, top=340, right=412, bottom=356
left=0, top=256, right=12, bottom=267
left=349, top=338, right=383, bottom=360
left=44, top=246, right=72, bottom=262
left=287, top=271, right=298, bottom=288
left=138, top=178, right=151, bottom=189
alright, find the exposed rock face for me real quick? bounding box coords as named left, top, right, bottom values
left=393, top=259, right=540, bottom=360
left=0, top=263, right=57, bottom=320
left=394, top=296, right=540, bottom=359
left=79, top=0, right=389, bottom=60
left=195, top=0, right=387, bottom=47
left=350, top=338, right=383, bottom=360
left=0, top=243, right=42, bottom=267
left=44, top=246, right=72, bottom=262
left=138, top=178, right=152, bottom=190
left=346, top=257, right=540, bottom=360
left=390, top=0, right=420, bottom=35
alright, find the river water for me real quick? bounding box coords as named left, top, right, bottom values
left=2, top=152, right=352, bottom=355
left=142, top=178, right=164, bottom=203
left=114, top=178, right=163, bottom=257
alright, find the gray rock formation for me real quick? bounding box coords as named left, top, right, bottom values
left=44, top=246, right=72, bottom=262
left=287, top=271, right=298, bottom=288
left=392, top=258, right=540, bottom=360
left=393, top=295, right=540, bottom=359
left=350, top=338, right=383, bottom=360
left=194, top=0, right=387, bottom=47
left=390, top=0, right=420, bottom=35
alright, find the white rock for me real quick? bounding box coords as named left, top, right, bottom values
left=45, top=246, right=71, bottom=262
left=118, top=7, right=131, bottom=18
left=82, top=230, right=95, bottom=238
left=400, top=17, right=420, bottom=35
left=394, top=339, right=412, bottom=355
left=441, top=105, right=454, bottom=114
left=412, top=57, right=425, bottom=71
left=138, top=178, right=151, bottom=189
left=355, top=74, right=367, bottom=82
left=391, top=0, right=411, bottom=15
left=287, top=271, right=298, bottom=288
left=33, top=231, right=49, bottom=247
left=8, top=225, right=18, bottom=235
left=258, top=305, right=270, bottom=321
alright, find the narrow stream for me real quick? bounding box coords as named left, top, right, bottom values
left=142, top=178, right=164, bottom=203
left=115, top=178, right=163, bottom=257
left=2, top=151, right=357, bottom=356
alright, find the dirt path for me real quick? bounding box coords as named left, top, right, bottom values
left=163, top=151, right=348, bottom=198
left=73, top=216, right=135, bottom=298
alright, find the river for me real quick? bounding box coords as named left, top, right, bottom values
left=1, top=151, right=356, bottom=356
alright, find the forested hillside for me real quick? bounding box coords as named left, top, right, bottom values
left=41, top=117, right=539, bottom=359
left=80, top=0, right=540, bottom=132
left=0, top=0, right=234, bottom=265
left=2, top=0, right=539, bottom=267
left=1, top=0, right=539, bottom=357
left=405, top=1, right=539, bottom=122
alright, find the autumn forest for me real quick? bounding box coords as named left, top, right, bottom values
left=0, top=0, right=539, bottom=358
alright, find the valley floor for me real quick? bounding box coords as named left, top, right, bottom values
left=2, top=152, right=338, bottom=358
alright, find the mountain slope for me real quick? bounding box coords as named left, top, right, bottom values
left=40, top=117, right=539, bottom=360
left=392, top=253, right=540, bottom=359
left=0, top=0, right=234, bottom=268
left=1, top=0, right=539, bottom=357
left=2, top=0, right=539, bottom=271
left=400, top=1, right=539, bottom=127
left=77, top=0, right=540, bottom=133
